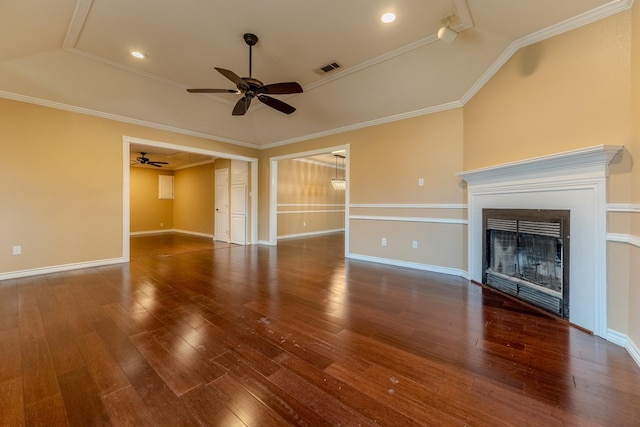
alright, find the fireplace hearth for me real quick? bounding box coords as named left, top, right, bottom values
left=483, top=209, right=570, bottom=318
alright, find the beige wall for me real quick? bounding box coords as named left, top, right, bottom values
left=130, top=167, right=174, bottom=232
left=261, top=109, right=466, bottom=271
left=1, top=4, right=639, bottom=352
left=277, top=158, right=345, bottom=237
left=0, top=98, right=257, bottom=274
left=463, top=9, right=639, bottom=346
left=174, top=163, right=215, bottom=235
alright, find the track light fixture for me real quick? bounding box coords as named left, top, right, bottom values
left=438, top=14, right=459, bottom=44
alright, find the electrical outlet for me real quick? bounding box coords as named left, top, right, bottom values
left=418, top=178, right=424, bottom=187
left=412, top=240, right=418, bottom=249
left=303, top=221, right=307, bottom=227
left=12, top=246, right=21, bottom=256
left=381, top=238, right=387, bottom=247
left=160, top=222, right=163, bottom=227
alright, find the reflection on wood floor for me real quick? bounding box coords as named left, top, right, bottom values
left=130, top=232, right=227, bottom=259
left=1, top=232, right=639, bottom=426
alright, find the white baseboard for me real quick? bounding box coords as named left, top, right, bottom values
left=605, top=329, right=640, bottom=368
left=257, top=240, right=275, bottom=245
left=277, top=229, right=345, bottom=240
left=130, top=229, right=173, bottom=236
left=626, top=336, right=640, bottom=368
left=346, top=253, right=469, bottom=279
left=173, top=229, right=215, bottom=239
left=130, top=228, right=214, bottom=239
left=0, top=258, right=124, bottom=281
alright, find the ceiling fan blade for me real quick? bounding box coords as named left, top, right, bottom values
left=232, top=96, right=252, bottom=116
left=215, top=67, right=249, bottom=91
left=187, top=88, right=240, bottom=94
left=149, top=163, right=163, bottom=167
left=259, top=82, right=303, bottom=95
left=257, top=95, right=296, bottom=114
left=148, top=161, right=169, bottom=165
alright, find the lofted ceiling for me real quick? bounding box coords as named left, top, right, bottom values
left=0, top=0, right=629, bottom=149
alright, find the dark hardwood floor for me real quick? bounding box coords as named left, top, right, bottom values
left=1, top=232, right=639, bottom=426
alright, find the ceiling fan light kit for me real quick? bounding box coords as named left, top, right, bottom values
left=187, top=33, right=303, bottom=116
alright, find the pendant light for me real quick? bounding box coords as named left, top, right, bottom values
left=331, top=154, right=346, bottom=191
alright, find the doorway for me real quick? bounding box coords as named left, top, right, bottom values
left=269, top=144, right=350, bottom=256
left=122, top=136, right=258, bottom=261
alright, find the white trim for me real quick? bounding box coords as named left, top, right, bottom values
left=278, top=203, right=346, bottom=207
left=460, top=0, right=633, bottom=106
left=346, top=253, right=468, bottom=280
left=278, top=229, right=345, bottom=240
left=607, top=204, right=640, bottom=213
left=260, top=102, right=461, bottom=150
left=607, top=233, right=640, bottom=249
left=605, top=330, right=640, bottom=368
left=280, top=210, right=345, bottom=215
left=606, top=329, right=629, bottom=347
left=269, top=144, right=350, bottom=250
left=350, top=203, right=467, bottom=209
left=123, top=136, right=259, bottom=260
left=627, top=336, right=640, bottom=368
left=0, top=91, right=258, bottom=149
left=0, top=258, right=124, bottom=281
left=350, top=215, right=467, bottom=225
left=130, top=229, right=215, bottom=239
left=458, top=145, right=623, bottom=338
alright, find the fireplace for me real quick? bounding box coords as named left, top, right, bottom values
left=456, top=145, right=622, bottom=336
left=482, top=209, right=570, bottom=318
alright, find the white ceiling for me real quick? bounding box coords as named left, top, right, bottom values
left=0, top=0, right=628, bottom=149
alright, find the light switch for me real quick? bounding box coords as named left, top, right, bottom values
left=418, top=178, right=424, bottom=187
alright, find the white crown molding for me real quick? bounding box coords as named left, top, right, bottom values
left=0, top=90, right=259, bottom=149
left=260, top=101, right=462, bottom=149
left=460, top=0, right=632, bottom=106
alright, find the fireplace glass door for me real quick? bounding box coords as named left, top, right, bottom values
left=483, top=210, right=570, bottom=318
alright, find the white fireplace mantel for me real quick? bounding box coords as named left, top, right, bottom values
left=457, top=145, right=623, bottom=337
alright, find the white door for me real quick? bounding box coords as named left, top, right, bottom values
left=215, top=168, right=229, bottom=242
left=230, top=183, right=247, bottom=244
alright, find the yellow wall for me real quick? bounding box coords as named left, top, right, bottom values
left=277, top=158, right=345, bottom=237
left=174, top=163, right=215, bottom=235
left=463, top=9, right=638, bottom=347
left=0, top=97, right=257, bottom=274
left=130, top=167, right=174, bottom=232
left=1, top=4, right=639, bottom=352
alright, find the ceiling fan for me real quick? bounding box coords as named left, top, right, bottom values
left=134, top=152, right=168, bottom=168
left=187, top=33, right=303, bottom=116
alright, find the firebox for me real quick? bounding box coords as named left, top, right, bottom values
left=482, top=209, right=570, bottom=318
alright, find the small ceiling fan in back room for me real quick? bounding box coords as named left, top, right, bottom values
left=134, top=152, right=168, bottom=168
left=187, top=33, right=303, bottom=116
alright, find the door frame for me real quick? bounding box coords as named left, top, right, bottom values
left=122, top=135, right=258, bottom=262
left=269, top=144, right=350, bottom=256
left=215, top=167, right=230, bottom=242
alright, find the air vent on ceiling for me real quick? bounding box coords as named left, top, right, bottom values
left=315, top=61, right=341, bottom=75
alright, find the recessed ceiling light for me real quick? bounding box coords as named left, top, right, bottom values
left=131, top=51, right=145, bottom=59
left=381, top=12, right=396, bottom=24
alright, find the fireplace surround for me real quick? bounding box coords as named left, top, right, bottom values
left=457, top=145, right=622, bottom=337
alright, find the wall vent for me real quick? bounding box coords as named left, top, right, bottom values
left=315, top=62, right=341, bottom=74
